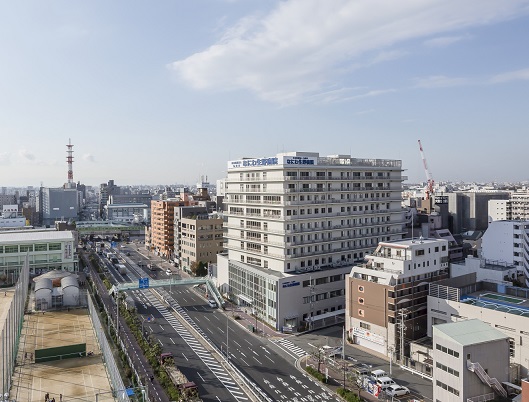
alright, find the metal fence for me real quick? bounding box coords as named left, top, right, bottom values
left=1, top=255, right=29, bottom=399
left=88, top=295, right=130, bottom=402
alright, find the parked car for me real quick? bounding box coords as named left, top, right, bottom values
left=370, top=369, right=387, bottom=380
left=385, top=384, right=410, bottom=397
left=376, top=376, right=396, bottom=390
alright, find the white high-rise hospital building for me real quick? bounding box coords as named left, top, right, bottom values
left=217, top=152, right=405, bottom=331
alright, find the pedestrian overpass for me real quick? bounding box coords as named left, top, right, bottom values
left=113, top=277, right=224, bottom=308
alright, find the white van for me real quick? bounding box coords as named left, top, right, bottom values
left=370, top=369, right=387, bottom=380
left=376, top=376, right=396, bottom=390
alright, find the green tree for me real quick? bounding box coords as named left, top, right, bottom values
left=190, top=261, right=208, bottom=277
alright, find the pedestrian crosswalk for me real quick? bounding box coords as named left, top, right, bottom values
left=142, top=290, right=248, bottom=401
left=272, top=339, right=309, bottom=359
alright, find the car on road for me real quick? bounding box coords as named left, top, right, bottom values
left=166, top=269, right=172, bottom=275
left=208, top=299, right=218, bottom=308
left=385, top=384, right=410, bottom=397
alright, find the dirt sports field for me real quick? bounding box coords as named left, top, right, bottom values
left=9, top=309, right=114, bottom=402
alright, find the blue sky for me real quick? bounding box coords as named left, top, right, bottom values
left=1, top=0, right=529, bottom=187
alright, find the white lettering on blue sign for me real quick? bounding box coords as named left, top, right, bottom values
left=286, top=159, right=315, bottom=165
left=242, top=157, right=279, bottom=167
left=282, top=281, right=300, bottom=288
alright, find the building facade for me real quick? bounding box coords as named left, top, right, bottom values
left=37, top=187, right=79, bottom=227
left=0, top=205, right=26, bottom=228
left=480, top=220, right=529, bottom=286
left=489, top=190, right=529, bottom=221
left=346, top=238, right=449, bottom=358
left=218, top=151, right=405, bottom=331
left=428, top=278, right=529, bottom=380
left=448, top=191, right=509, bottom=234
left=104, top=203, right=150, bottom=224
left=433, top=320, right=509, bottom=402
left=174, top=206, right=224, bottom=272
left=0, top=230, right=77, bottom=284
left=150, top=199, right=182, bottom=259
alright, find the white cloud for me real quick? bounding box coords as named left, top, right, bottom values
left=490, top=68, right=529, bottom=83
left=169, top=0, right=529, bottom=104
left=18, top=149, right=36, bottom=161
left=423, top=35, right=466, bottom=47
left=83, top=153, right=96, bottom=162
left=0, top=152, right=10, bottom=165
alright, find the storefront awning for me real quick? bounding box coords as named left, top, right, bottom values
left=237, top=294, right=253, bottom=304
left=304, top=309, right=345, bottom=322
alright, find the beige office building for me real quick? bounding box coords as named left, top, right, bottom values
left=174, top=206, right=224, bottom=272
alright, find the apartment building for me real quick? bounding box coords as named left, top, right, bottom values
left=480, top=220, right=529, bottom=286
left=217, top=151, right=405, bottom=332
left=345, top=238, right=449, bottom=358
left=174, top=206, right=224, bottom=272
left=489, top=190, right=529, bottom=221
left=150, top=200, right=182, bottom=259
left=433, top=320, right=509, bottom=402
left=0, top=229, right=77, bottom=283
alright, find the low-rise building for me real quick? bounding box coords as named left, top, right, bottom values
left=0, top=230, right=77, bottom=284
left=433, top=320, right=509, bottom=402
left=0, top=205, right=26, bottom=228
left=428, top=276, right=529, bottom=380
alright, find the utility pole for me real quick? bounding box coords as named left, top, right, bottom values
left=309, top=275, right=315, bottom=330
left=397, top=309, right=408, bottom=364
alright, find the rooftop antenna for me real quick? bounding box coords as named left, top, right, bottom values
left=66, top=138, right=74, bottom=188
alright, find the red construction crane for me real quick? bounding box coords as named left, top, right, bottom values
left=418, top=139, right=434, bottom=200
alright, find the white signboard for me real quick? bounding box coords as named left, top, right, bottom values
left=352, top=327, right=385, bottom=345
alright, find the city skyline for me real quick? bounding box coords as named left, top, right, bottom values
left=1, top=0, right=529, bottom=187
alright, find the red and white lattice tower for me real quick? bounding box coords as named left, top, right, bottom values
left=66, top=138, right=74, bottom=186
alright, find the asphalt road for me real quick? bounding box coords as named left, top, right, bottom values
left=101, top=246, right=251, bottom=402
left=285, top=327, right=434, bottom=401
left=165, top=285, right=336, bottom=402
left=107, top=244, right=338, bottom=402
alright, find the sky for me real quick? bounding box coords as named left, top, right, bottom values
left=1, top=0, right=529, bottom=188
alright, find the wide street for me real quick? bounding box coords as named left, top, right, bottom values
left=94, top=240, right=433, bottom=402
left=100, top=242, right=336, bottom=402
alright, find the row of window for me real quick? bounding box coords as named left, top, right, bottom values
left=302, top=289, right=344, bottom=304
left=436, top=380, right=459, bottom=396
left=285, top=171, right=390, bottom=178
left=0, top=243, right=62, bottom=253
left=436, top=343, right=459, bottom=358
left=436, top=362, right=459, bottom=377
